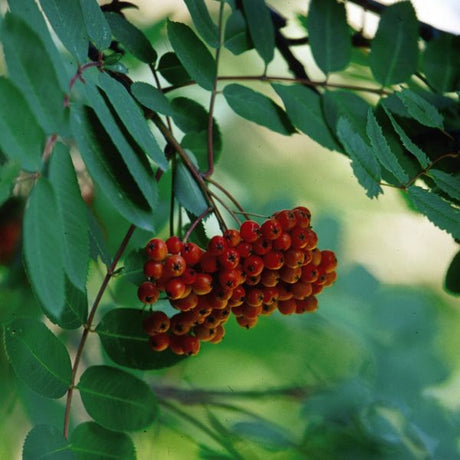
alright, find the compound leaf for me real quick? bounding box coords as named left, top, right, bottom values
left=337, top=117, right=382, bottom=198
left=70, top=422, right=136, bottom=459
left=408, top=186, right=460, bottom=239
left=396, top=89, right=444, bottom=129
left=78, top=365, right=158, bottom=432
left=184, top=0, right=219, bottom=47
left=273, top=83, right=339, bottom=150
left=223, top=84, right=295, bottom=135
left=306, top=0, right=351, bottom=74
left=96, top=307, right=186, bottom=370
left=241, top=0, right=274, bottom=65
left=167, top=20, right=216, bottom=91
left=105, top=12, right=157, bottom=63
left=370, top=1, right=419, bottom=86
left=4, top=318, right=72, bottom=398
left=224, top=10, right=252, bottom=55
left=23, top=178, right=65, bottom=319
left=430, top=170, right=460, bottom=202
left=23, top=425, right=73, bottom=460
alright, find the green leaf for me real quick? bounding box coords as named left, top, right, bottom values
left=171, top=97, right=209, bottom=132
left=23, top=178, right=65, bottom=319
left=423, top=34, right=460, bottom=93
left=383, top=105, right=431, bottom=168
left=70, top=422, right=136, bottom=459
left=184, top=0, right=219, bottom=47
left=131, top=82, right=175, bottom=116
left=224, top=10, right=252, bottom=55
left=0, top=77, right=44, bottom=172
left=79, top=0, right=111, bottom=51
left=38, top=0, right=88, bottom=62
left=97, top=72, right=167, bottom=170
left=444, top=251, right=460, bottom=295
left=82, top=80, right=159, bottom=210
left=182, top=129, right=222, bottom=171
left=7, top=0, right=69, bottom=91
left=167, top=20, right=217, bottom=91
left=58, top=277, right=88, bottom=329
left=337, top=117, right=382, bottom=198
left=49, top=144, right=89, bottom=291
left=122, top=249, right=146, bottom=285
left=322, top=90, right=370, bottom=140
left=241, top=0, right=275, bottom=65
left=105, top=12, right=157, bottom=63
left=0, top=162, right=20, bottom=206
left=366, top=108, right=408, bottom=183
left=430, top=170, right=460, bottom=202
left=408, top=186, right=460, bottom=239
left=232, top=421, right=293, bottom=450
left=175, top=158, right=209, bottom=216
left=157, top=52, right=191, bottom=86
left=96, top=308, right=186, bottom=370
left=78, top=365, right=158, bottom=431
left=4, top=318, right=72, bottom=398
left=70, top=104, right=155, bottom=231
left=396, top=89, right=444, bottom=129
left=23, top=425, right=73, bottom=460
left=306, top=0, right=351, bottom=74
left=87, top=208, right=111, bottom=268
left=1, top=13, right=65, bottom=134
left=370, top=1, right=419, bottom=86
left=223, top=84, right=295, bottom=135
left=273, top=83, right=339, bottom=150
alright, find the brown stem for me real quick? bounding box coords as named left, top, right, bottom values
left=206, top=177, right=250, bottom=221
left=63, top=224, right=136, bottom=439
left=183, top=207, right=212, bottom=242
left=209, top=190, right=241, bottom=226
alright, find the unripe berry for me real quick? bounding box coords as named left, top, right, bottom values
left=145, top=238, right=168, bottom=261
left=137, top=282, right=160, bottom=304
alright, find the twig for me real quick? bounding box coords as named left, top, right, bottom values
left=206, top=177, right=250, bottom=221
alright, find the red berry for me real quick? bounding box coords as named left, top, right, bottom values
left=252, top=238, right=272, bottom=255
left=246, top=288, right=264, bottom=307
left=236, top=241, right=253, bottom=258
left=164, top=254, right=187, bottom=277
left=143, top=260, right=163, bottom=280
left=300, top=264, right=319, bottom=283
left=143, top=311, right=170, bottom=335
left=279, top=265, right=302, bottom=284
left=236, top=315, right=258, bottom=329
left=293, top=206, right=311, bottom=228
left=290, top=281, right=313, bottom=300
left=165, top=278, right=187, bottom=300
left=273, top=232, right=292, bottom=251
left=260, top=269, right=280, bottom=287
left=171, top=291, right=199, bottom=311
left=182, top=242, right=203, bottom=266
left=263, top=250, right=284, bottom=270
left=137, top=282, right=160, bottom=304
left=223, top=229, right=241, bottom=247
left=304, top=229, right=318, bottom=250
left=262, top=286, right=279, bottom=305
left=240, top=220, right=260, bottom=243
left=218, top=248, right=240, bottom=270
left=145, top=238, right=168, bottom=261
left=290, top=226, right=309, bottom=249
left=295, top=296, right=318, bottom=313
left=200, top=253, right=219, bottom=273
left=170, top=312, right=193, bottom=335
left=207, top=235, right=227, bottom=256
left=318, top=250, right=337, bottom=273
left=284, top=249, right=306, bottom=268
left=278, top=298, right=297, bottom=315
left=166, top=236, right=183, bottom=254
left=218, top=269, right=240, bottom=290
left=194, top=324, right=217, bottom=342
left=274, top=209, right=296, bottom=232
left=181, top=267, right=198, bottom=285
left=243, top=255, right=264, bottom=276
left=229, top=285, right=246, bottom=306
left=192, top=273, right=213, bottom=295
left=149, top=333, right=170, bottom=352
left=209, top=324, right=225, bottom=343
left=260, top=218, right=282, bottom=240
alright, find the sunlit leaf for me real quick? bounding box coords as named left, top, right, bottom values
left=157, top=52, right=191, bottom=86
left=49, top=144, right=89, bottom=292
left=383, top=105, right=430, bottom=168
left=1, top=13, right=66, bottom=134
left=23, top=425, right=73, bottom=460
left=241, top=0, right=274, bottom=65
left=105, top=11, right=157, bottom=63
left=78, top=365, right=158, bottom=431
left=273, top=83, right=339, bottom=150
left=38, top=0, right=88, bottom=62
left=408, top=186, right=460, bottom=239
left=167, top=20, right=217, bottom=90
left=23, top=178, right=65, bottom=318
left=396, top=89, right=444, bottom=129
left=370, top=1, right=419, bottom=86
left=423, top=33, right=460, bottom=93
left=96, top=307, right=186, bottom=370
left=70, top=104, right=155, bottom=231
left=0, top=77, right=44, bottom=172
left=444, top=251, right=460, bottom=295
left=79, top=0, right=111, bottom=51
left=366, top=108, right=408, bottom=183
left=430, top=170, right=460, bottom=202
left=223, top=84, right=295, bottom=135
left=306, top=0, right=351, bottom=74
left=131, top=82, right=175, bottom=116
left=185, top=0, right=219, bottom=47
left=4, top=318, right=72, bottom=398
left=337, top=117, right=382, bottom=198
left=224, top=10, right=252, bottom=55
left=70, top=422, right=136, bottom=459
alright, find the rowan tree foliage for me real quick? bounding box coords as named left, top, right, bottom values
left=0, top=0, right=459, bottom=458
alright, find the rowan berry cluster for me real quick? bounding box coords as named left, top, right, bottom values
left=138, top=207, right=337, bottom=356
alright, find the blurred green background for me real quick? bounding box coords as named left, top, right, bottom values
left=1, top=1, right=459, bottom=458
